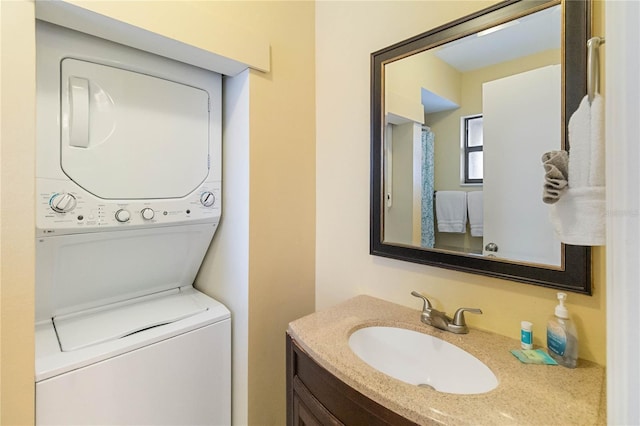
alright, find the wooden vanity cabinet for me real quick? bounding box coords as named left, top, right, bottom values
left=286, top=334, right=418, bottom=426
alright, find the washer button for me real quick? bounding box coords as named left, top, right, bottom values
left=141, top=208, right=155, bottom=220
left=50, top=193, right=77, bottom=213
left=115, top=209, right=131, bottom=223
left=200, top=191, right=215, bottom=207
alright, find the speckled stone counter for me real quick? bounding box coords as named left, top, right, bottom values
left=288, top=295, right=605, bottom=425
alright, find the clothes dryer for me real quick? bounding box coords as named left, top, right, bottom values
left=35, top=21, right=230, bottom=425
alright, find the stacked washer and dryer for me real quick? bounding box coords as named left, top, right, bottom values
left=35, top=21, right=231, bottom=425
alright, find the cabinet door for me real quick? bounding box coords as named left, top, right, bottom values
left=286, top=334, right=418, bottom=426
left=293, top=393, right=322, bottom=426
left=293, top=389, right=344, bottom=426
left=292, top=377, right=343, bottom=426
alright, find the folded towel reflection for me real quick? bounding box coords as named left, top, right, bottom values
left=541, top=150, right=568, bottom=204
left=467, top=191, right=483, bottom=237
left=436, top=191, right=467, bottom=233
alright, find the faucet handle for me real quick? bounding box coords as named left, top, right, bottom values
left=452, top=307, right=482, bottom=327
left=411, top=291, right=433, bottom=311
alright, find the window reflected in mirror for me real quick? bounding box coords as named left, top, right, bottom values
left=462, top=114, right=483, bottom=184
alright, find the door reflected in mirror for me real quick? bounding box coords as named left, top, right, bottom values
left=382, top=5, right=563, bottom=267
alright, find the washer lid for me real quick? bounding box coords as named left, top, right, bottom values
left=53, top=289, right=208, bottom=352
left=60, top=58, right=211, bottom=200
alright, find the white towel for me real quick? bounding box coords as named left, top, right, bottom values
left=436, top=191, right=467, bottom=233
left=467, top=191, right=483, bottom=237
left=568, top=95, right=605, bottom=187
left=549, top=94, right=605, bottom=245
left=549, top=187, right=605, bottom=246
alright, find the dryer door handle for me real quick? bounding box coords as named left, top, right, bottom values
left=69, top=77, right=90, bottom=148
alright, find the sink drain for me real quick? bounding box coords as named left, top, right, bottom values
left=417, top=383, right=435, bottom=391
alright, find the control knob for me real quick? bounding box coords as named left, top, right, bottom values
left=50, top=193, right=77, bottom=213
left=141, top=208, right=155, bottom=220
left=115, top=209, right=131, bottom=223
left=200, top=191, right=216, bottom=207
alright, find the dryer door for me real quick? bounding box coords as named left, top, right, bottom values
left=60, top=59, right=211, bottom=200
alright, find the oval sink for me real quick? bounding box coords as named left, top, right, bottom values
left=348, top=326, right=498, bottom=394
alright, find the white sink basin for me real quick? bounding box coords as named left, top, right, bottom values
left=348, top=326, right=498, bottom=394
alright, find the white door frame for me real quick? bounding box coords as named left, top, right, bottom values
left=606, top=1, right=640, bottom=424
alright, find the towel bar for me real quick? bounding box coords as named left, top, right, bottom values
left=587, top=36, right=605, bottom=103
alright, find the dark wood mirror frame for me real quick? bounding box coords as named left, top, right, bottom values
left=370, top=0, right=592, bottom=294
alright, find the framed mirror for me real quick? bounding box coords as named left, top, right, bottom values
left=370, top=0, right=592, bottom=294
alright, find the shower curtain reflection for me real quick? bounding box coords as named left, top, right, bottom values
left=421, top=127, right=435, bottom=248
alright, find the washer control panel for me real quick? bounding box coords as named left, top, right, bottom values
left=37, top=179, right=221, bottom=235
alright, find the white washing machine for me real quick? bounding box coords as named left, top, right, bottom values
left=35, top=21, right=231, bottom=425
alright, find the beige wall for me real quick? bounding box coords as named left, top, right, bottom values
left=1, top=1, right=315, bottom=425
left=224, top=4, right=316, bottom=424
left=191, top=4, right=316, bottom=423
left=386, top=52, right=462, bottom=120
left=316, top=0, right=606, bottom=366
left=1, top=2, right=37, bottom=424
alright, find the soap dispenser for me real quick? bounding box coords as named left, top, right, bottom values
left=546, top=292, right=578, bottom=368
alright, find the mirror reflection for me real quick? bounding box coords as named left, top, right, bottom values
left=383, top=5, right=563, bottom=267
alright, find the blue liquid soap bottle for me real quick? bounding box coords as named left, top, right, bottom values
left=546, top=292, right=578, bottom=368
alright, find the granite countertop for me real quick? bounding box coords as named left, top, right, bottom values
left=288, top=295, right=606, bottom=425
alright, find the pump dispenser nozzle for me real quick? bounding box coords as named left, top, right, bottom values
left=555, top=292, right=569, bottom=319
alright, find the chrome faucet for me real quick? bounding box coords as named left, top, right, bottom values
left=411, top=291, right=482, bottom=334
